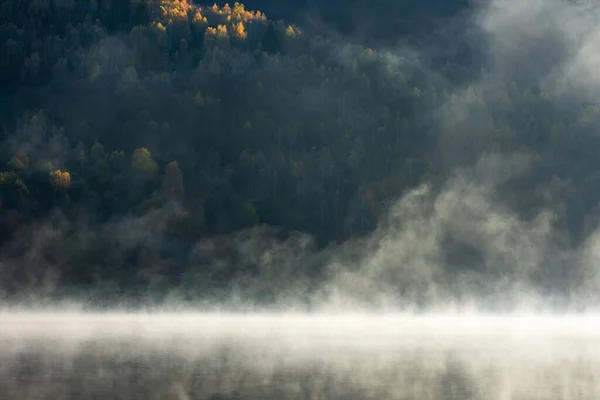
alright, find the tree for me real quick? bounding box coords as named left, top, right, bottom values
left=132, top=147, right=158, bottom=176
left=261, top=22, right=280, bottom=53
left=91, top=141, right=105, bottom=161
left=50, top=169, right=71, bottom=189
left=162, top=161, right=184, bottom=195
left=232, top=22, right=247, bottom=40
left=8, top=153, right=29, bottom=173
left=285, top=25, right=297, bottom=38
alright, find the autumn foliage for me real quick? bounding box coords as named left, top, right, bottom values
left=50, top=170, right=71, bottom=189
left=132, top=147, right=159, bottom=176
left=232, top=22, right=247, bottom=40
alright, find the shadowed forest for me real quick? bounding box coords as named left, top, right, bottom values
left=2, top=0, right=600, bottom=310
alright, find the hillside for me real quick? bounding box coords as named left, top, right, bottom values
left=1, top=0, right=600, bottom=308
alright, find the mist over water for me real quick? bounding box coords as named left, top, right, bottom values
left=2, top=312, right=600, bottom=400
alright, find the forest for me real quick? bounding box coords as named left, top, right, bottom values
left=1, top=0, right=600, bottom=310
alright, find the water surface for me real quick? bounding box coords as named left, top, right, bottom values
left=1, top=313, right=599, bottom=399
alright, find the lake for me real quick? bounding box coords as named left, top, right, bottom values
left=1, top=313, right=599, bottom=399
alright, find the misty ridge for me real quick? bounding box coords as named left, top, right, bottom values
left=2, top=0, right=600, bottom=312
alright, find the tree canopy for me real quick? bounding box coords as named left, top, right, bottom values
left=1, top=0, right=599, bottom=309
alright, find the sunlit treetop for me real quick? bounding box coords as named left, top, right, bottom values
left=50, top=170, right=71, bottom=189
left=146, top=1, right=265, bottom=45
left=192, top=10, right=208, bottom=26
left=208, top=2, right=266, bottom=22
left=151, top=21, right=167, bottom=32
left=217, top=24, right=229, bottom=38
left=206, top=24, right=229, bottom=40
left=285, top=25, right=302, bottom=38
left=151, top=0, right=194, bottom=24
left=232, top=22, right=247, bottom=40
left=150, top=0, right=265, bottom=28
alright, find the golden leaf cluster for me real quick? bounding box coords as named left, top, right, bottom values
left=206, top=24, right=229, bottom=40
left=192, top=11, right=208, bottom=26
left=208, top=2, right=265, bottom=22
left=232, top=22, right=247, bottom=40
left=157, top=0, right=192, bottom=24
left=285, top=25, right=302, bottom=38
left=50, top=169, right=71, bottom=189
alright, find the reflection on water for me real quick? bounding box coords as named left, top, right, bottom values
left=1, top=313, right=600, bottom=399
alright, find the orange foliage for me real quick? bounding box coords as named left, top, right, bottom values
left=206, top=24, right=229, bottom=39
left=285, top=25, right=296, bottom=38
left=206, top=1, right=265, bottom=22
left=232, top=22, right=247, bottom=40
left=152, top=21, right=166, bottom=32
left=192, top=10, right=208, bottom=25
left=231, top=2, right=265, bottom=22
left=285, top=25, right=301, bottom=38
left=50, top=169, right=71, bottom=189
left=216, top=24, right=229, bottom=39
left=156, top=0, right=192, bottom=24
left=149, top=1, right=266, bottom=42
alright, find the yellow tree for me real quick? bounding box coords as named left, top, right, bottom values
left=216, top=24, right=229, bottom=40
left=285, top=25, right=297, bottom=38
left=192, top=10, right=208, bottom=31
left=232, top=22, right=247, bottom=40
left=50, top=170, right=71, bottom=189
left=132, top=147, right=158, bottom=176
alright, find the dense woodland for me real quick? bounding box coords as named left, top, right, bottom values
left=1, top=0, right=600, bottom=307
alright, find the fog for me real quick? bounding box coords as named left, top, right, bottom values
left=4, top=0, right=600, bottom=397
left=292, top=0, right=600, bottom=311
left=2, top=312, right=600, bottom=399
